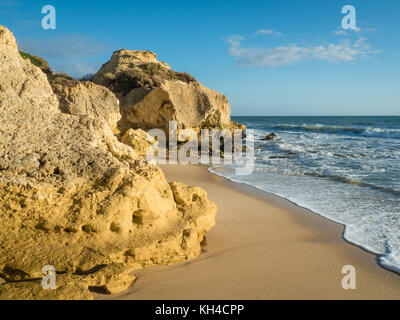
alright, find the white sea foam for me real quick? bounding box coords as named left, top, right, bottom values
left=210, top=116, right=400, bottom=273
left=361, top=128, right=400, bottom=139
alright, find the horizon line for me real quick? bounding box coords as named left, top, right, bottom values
left=231, top=115, right=400, bottom=117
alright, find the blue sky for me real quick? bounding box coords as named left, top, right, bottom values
left=1, top=0, right=399, bottom=116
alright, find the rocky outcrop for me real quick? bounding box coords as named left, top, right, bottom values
left=121, top=129, right=157, bottom=156
left=261, top=133, right=277, bottom=141
left=120, top=80, right=232, bottom=132
left=0, top=263, right=136, bottom=300
left=0, top=26, right=216, bottom=300
left=50, top=77, right=121, bottom=133
left=93, top=50, right=194, bottom=94
left=19, top=51, right=51, bottom=75
left=93, top=50, right=232, bottom=133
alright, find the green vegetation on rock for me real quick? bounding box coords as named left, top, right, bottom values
left=19, top=51, right=51, bottom=73
left=112, top=62, right=196, bottom=96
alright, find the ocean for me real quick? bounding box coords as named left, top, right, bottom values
left=209, top=116, right=400, bottom=273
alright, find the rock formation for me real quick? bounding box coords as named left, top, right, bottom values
left=121, top=129, right=157, bottom=156
left=261, top=133, right=277, bottom=141
left=93, top=50, right=232, bottom=133
left=50, top=77, right=122, bottom=133
left=19, top=51, right=51, bottom=75
left=0, top=26, right=216, bottom=300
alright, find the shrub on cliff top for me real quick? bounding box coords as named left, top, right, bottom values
left=19, top=51, right=51, bottom=74
left=111, top=63, right=197, bottom=96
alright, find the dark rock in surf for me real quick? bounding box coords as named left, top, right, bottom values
left=261, top=133, right=277, bottom=141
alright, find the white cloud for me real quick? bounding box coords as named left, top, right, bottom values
left=255, top=29, right=282, bottom=37
left=51, top=61, right=101, bottom=78
left=18, top=34, right=107, bottom=59
left=333, top=29, right=348, bottom=36
left=333, top=26, right=365, bottom=36
left=17, top=34, right=109, bottom=78
left=256, top=29, right=273, bottom=35
left=365, top=27, right=377, bottom=33
left=227, top=35, right=376, bottom=67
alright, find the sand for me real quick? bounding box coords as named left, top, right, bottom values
left=96, top=164, right=400, bottom=300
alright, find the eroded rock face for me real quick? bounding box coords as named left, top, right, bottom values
left=118, top=80, right=231, bottom=132
left=93, top=49, right=193, bottom=94
left=0, top=26, right=216, bottom=300
left=121, top=128, right=157, bottom=156
left=50, top=77, right=121, bottom=133
left=93, top=50, right=231, bottom=133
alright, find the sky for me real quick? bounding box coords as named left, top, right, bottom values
left=1, top=0, right=399, bottom=116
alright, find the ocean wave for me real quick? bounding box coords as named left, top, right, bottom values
left=361, top=128, right=400, bottom=139
left=227, top=116, right=400, bottom=274
left=271, top=123, right=400, bottom=139
left=302, top=172, right=400, bottom=196
left=209, top=164, right=400, bottom=275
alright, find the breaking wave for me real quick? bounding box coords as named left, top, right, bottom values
left=272, top=123, right=400, bottom=139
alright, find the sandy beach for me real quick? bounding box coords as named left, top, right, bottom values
left=1, top=0, right=399, bottom=303
left=96, top=164, right=400, bottom=300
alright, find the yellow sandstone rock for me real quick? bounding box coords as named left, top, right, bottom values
left=93, top=49, right=231, bottom=133
left=50, top=77, right=122, bottom=134
left=121, top=128, right=157, bottom=156
left=0, top=26, right=216, bottom=300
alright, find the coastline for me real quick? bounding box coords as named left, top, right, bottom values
left=208, top=165, right=399, bottom=274
left=96, top=164, right=400, bottom=300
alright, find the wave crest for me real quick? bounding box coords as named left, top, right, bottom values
left=273, top=123, right=400, bottom=139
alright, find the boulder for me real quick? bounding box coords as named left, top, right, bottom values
left=261, top=133, right=277, bottom=141
left=119, top=80, right=231, bottom=132
left=50, top=77, right=121, bottom=133
left=0, top=26, right=216, bottom=300
left=93, top=50, right=231, bottom=133
left=121, top=128, right=157, bottom=156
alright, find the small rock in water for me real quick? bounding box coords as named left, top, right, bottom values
left=261, top=133, right=277, bottom=141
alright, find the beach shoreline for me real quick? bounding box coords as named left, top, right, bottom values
left=96, top=164, right=400, bottom=300
left=208, top=164, right=397, bottom=271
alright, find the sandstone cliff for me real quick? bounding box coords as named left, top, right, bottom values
left=0, top=26, right=216, bottom=300
left=121, top=128, right=158, bottom=156
left=93, top=50, right=232, bottom=133
left=50, top=77, right=121, bottom=133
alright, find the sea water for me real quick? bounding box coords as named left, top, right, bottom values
left=209, top=116, right=400, bottom=273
